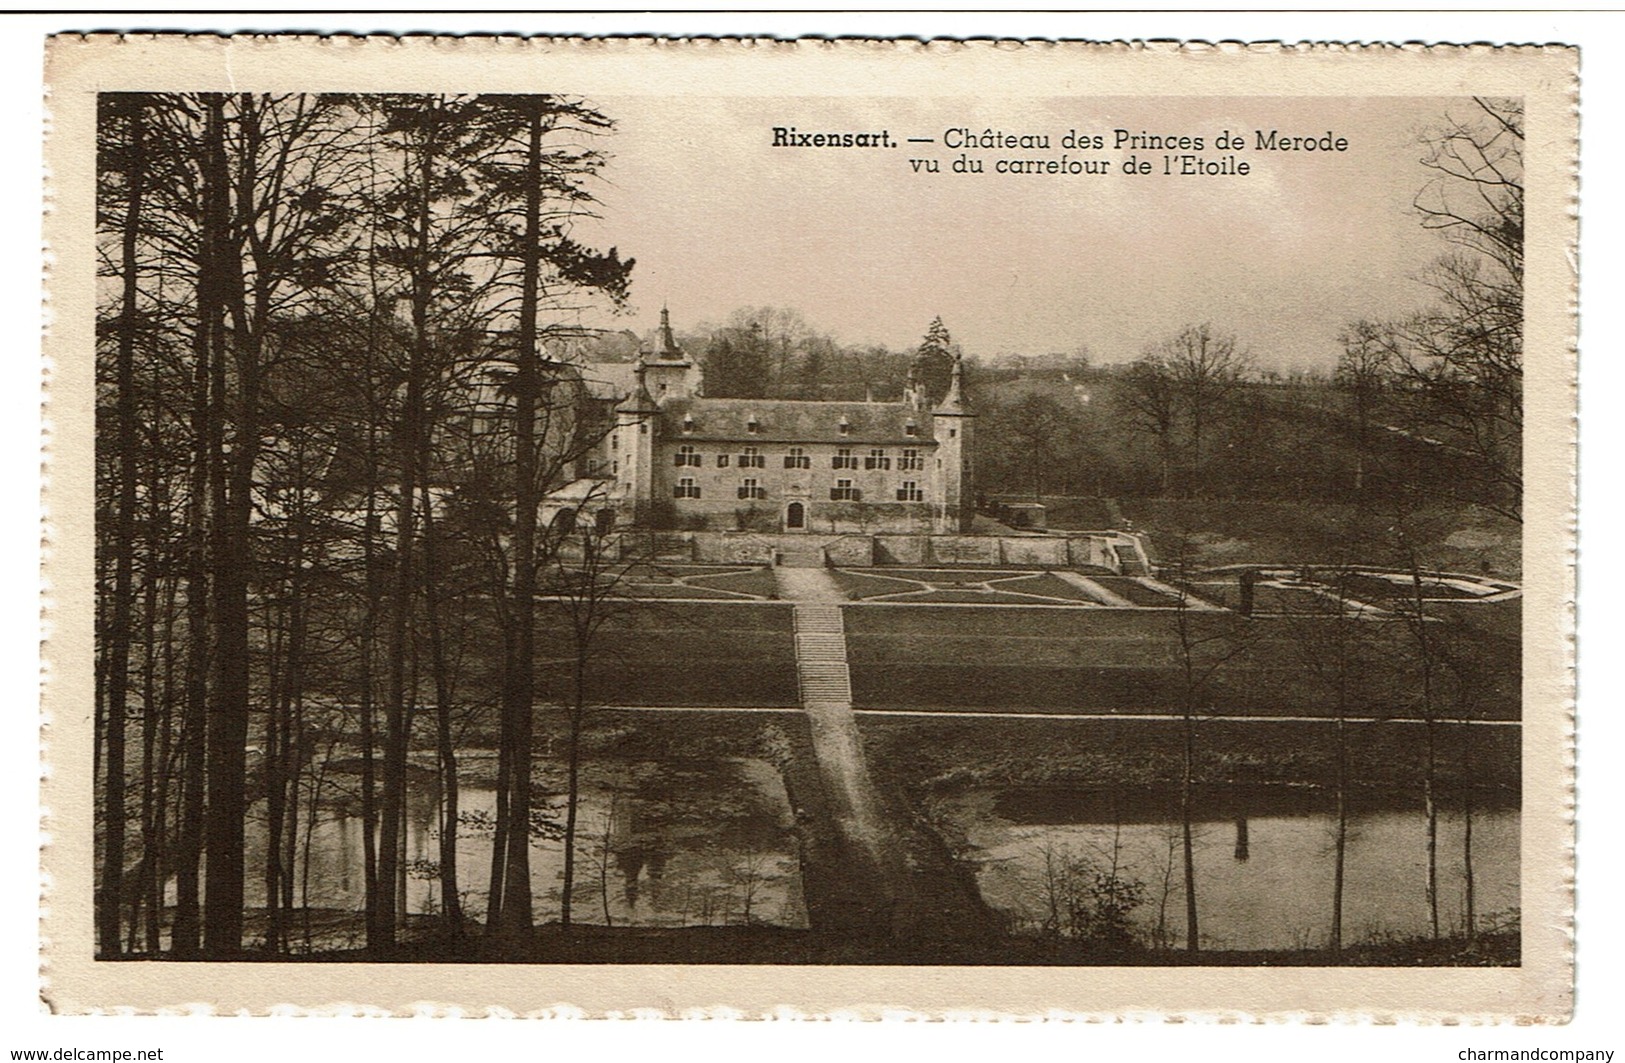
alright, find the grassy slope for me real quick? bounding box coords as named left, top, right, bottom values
left=1118, top=497, right=1521, bottom=580
left=844, top=604, right=1519, bottom=720
left=535, top=601, right=799, bottom=707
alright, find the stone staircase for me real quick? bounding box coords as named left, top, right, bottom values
left=792, top=604, right=853, bottom=706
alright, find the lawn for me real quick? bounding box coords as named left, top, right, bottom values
left=1090, top=576, right=1181, bottom=607
left=990, top=573, right=1103, bottom=603
left=864, top=568, right=1026, bottom=584
left=841, top=602, right=1520, bottom=720
left=828, top=569, right=924, bottom=600
left=833, top=568, right=1107, bottom=605
left=684, top=567, right=781, bottom=598
left=1117, top=498, right=1521, bottom=580
left=535, top=601, right=799, bottom=707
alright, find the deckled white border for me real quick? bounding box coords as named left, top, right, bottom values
left=39, top=33, right=1577, bottom=1020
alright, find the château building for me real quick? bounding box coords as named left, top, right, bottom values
left=585, top=310, right=975, bottom=535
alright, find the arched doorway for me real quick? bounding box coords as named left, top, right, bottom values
left=785, top=501, right=806, bottom=530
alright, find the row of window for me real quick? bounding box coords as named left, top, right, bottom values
left=672, top=478, right=928, bottom=502
left=675, top=445, right=926, bottom=471
left=681, top=416, right=921, bottom=438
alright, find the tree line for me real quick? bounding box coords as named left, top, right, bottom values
left=94, top=92, right=637, bottom=958
left=976, top=98, right=1522, bottom=520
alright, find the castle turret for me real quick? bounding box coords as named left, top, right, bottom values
left=641, top=306, right=703, bottom=400
left=656, top=306, right=680, bottom=357
left=616, top=357, right=660, bottom=523
left=931, top=354, right=976, bottom=532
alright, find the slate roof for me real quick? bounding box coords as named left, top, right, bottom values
left=580, top=362, right=638, bottom=402
left=657, top=397, right=933, bottom=445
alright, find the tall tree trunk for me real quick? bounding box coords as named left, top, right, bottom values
left=264, top=479, right=307, bottom=954
left=1331, top=715, right=1347, bottom=952
left=486, top=702, right=511, bottom=930
left=263, top=607, right=286, bottom=953
left=1410, top=574, right=1441, bottom=942
left=1180, top=710, right=1199, bottom=953
left=561, top=656, right=585, bottom=929
left=377, top=359, right=419, bottom=948
left=359, top=476, right=383, bottom=945
left=281, top=664, right=301, bottom=921
left=1460, top=712, right=1477, bottom=944
left=1424, top=718, right=1440, bottom=939
left=99, top=97, right=146, bottom=957
left=1462, top=762, right=1476, bottom=944
left=173, top=93, right=228, bottom=958
left=203, top=91, right=258, bottom=957
left=137, top=449, right=170, bottom=954
left=1189, top=409, right=1204, bottom=500
left=419, top=479, right=462, bottom=936
left=494, top=101, right=547, bottom=941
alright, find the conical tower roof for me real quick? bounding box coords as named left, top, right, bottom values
left=934, top=353, right=973, bottom=416
left=648, top=305, right=689, bottom=364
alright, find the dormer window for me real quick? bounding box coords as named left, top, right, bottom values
left=905, top=421, right=919, bottom=437
left=746, top=414, right=761, bottom=435
left=838, top=415, right=851, bottom=436
left=682, top=415, right=695, bottom=434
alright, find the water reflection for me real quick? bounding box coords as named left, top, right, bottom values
left=242, top=756, right=807, bottom=932
left=938, top=786, right=1518, bottom=951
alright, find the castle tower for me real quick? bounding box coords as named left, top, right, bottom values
left=931, top=353, right=976, bottom=533
left=641, top=306, right=703, bottom=401
left=616, top=357, right=661, bottom=523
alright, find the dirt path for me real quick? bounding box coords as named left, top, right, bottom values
left=772, top=568, right=995, bottom=941
left=786, top=599, right=891, bottom=865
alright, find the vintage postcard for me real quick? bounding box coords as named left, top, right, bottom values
left=40, top=35, right=1576, bottom=1017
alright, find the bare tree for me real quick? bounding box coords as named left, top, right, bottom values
left=1335, top=320, right=1400, bottom=495
left=1398, top=98, right=1524, bottom=522
left=94, top=93, right=149, bottom=956
left=1120, top=354, right=1179, bottom=495
left=463, top=93, right=634, bottom=944
left=1157, top=323, right=1251, bottom=495
left=1163, top=537, right=1251, bottom=953
left=546, top=499, right=643, bottom=929
left=1281, top=564, right=1386, bottom=951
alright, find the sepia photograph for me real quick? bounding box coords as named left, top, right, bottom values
left=38, top=34, right=1576, bottom=1017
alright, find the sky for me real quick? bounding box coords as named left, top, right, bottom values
left=577, top=94, right=1477, bottom=372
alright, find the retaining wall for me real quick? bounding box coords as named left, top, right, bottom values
left=612, top=528, right=1149, bottom=574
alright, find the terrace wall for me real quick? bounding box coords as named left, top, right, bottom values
left=629, top=529, right=1149, bottom=573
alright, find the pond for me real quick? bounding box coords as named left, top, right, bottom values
left=934, top=785, right=1518, bottom=951
left=241, top=755, right=807, bottom=936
